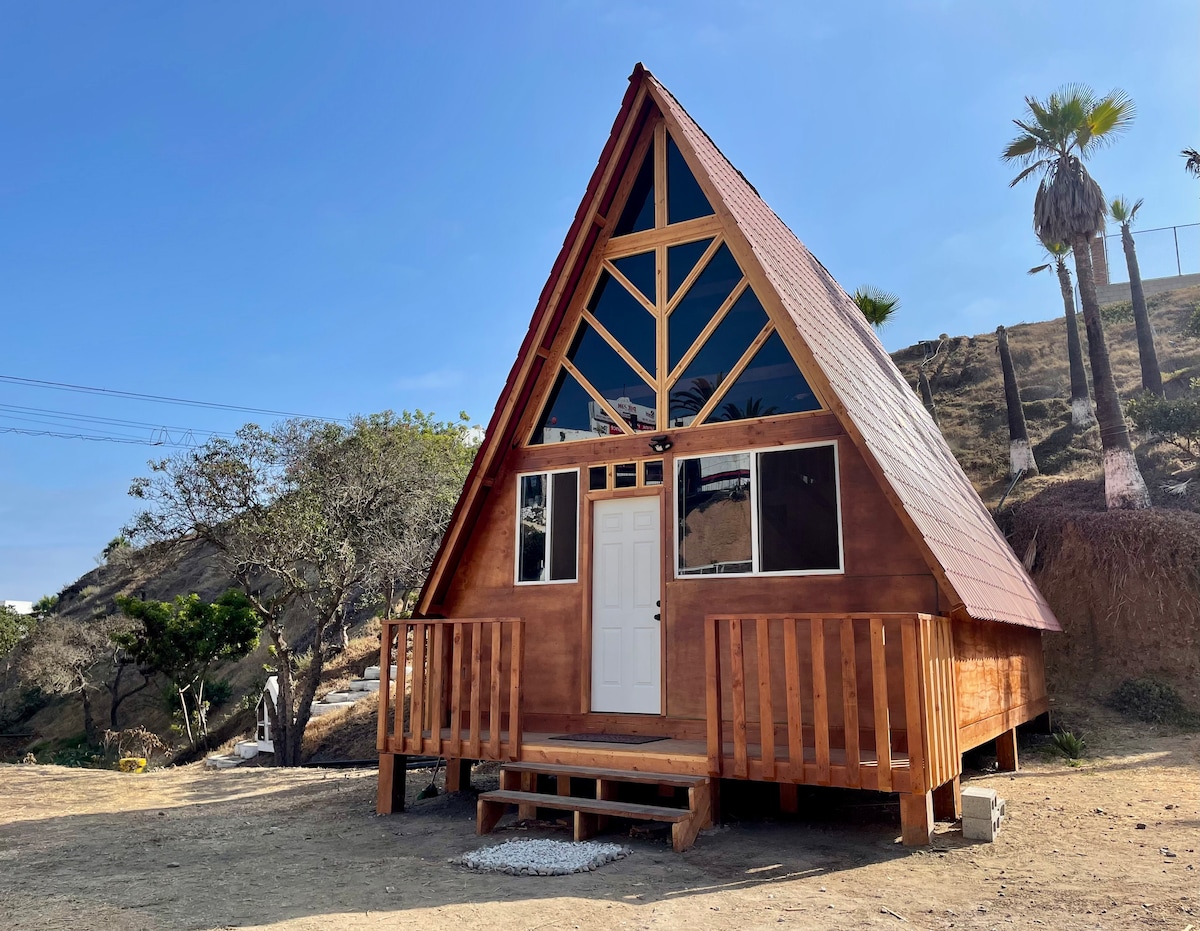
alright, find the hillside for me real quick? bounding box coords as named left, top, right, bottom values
left=3, top=287, right=1198, bottom=762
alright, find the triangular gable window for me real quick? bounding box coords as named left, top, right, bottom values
left=707, top=330, right=820, bottom=423
left=612, top=147, right=655, bottom=236
left=527, top=115, right=824, bottom=445
left=667, top=135, right=714, bottom=224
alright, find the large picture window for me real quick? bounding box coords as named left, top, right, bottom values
left=676, top=443, right=841, bottom=577
left=516, top=469, right=579, bottom=583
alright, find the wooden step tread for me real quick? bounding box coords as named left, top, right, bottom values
left=478, top=790, right=691, bottom=823
left=500, top=761, right=708, bottom=787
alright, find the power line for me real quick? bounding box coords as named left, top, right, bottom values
left=0, top=426, right=199, bottom=448
left=0, top=374, right=348, bottom=422
left=0, top=402, right=240, bottom=437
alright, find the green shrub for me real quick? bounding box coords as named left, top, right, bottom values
left=1126, top=391, right=1200, bottom=456
left=1106, top=678, right=1195, bottom=725
left=1187, top=303, right=1200, bottom=338
left=204, top=677, right=233, bottom=708
left=1101, top=300, right=1133, bottom=325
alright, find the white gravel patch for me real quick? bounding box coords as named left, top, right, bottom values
left=454, top=838, right=629, bottom=875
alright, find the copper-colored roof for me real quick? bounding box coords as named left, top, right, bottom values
left=418, top=65, right=1059, bottom=633
left=645, top=72, right=1058, bottom=631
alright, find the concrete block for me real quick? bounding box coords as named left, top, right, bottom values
left=998, top=797, right=1007, bottom=819
left=363, top=666, right=381, bottom=679
left=310, top=701, right=357, bottom=717
left=349, top=678, right=380, bottom=692
left=234, top=740, right=259, bottom=759
left=204, top=754, right=242, bottom=770
left=963, top=811, right=1002, bottom=842
left=320, top=691, right=359, bottom=704
left=961, top=787, right=999, bottom=819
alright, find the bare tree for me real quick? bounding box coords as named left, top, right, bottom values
left=125, top=412, right=476, bottom=765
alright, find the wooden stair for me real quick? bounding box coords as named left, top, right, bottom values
left=477, top=761, right=713, bottom=852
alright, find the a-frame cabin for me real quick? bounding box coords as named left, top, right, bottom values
left=375, top=65, right=1059, bottom=849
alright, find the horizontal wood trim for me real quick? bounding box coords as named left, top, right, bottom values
left=957, top=697, right=1049, bottom=751
left=522, top=712, right=706, bottom=739
left=603, top=215, right=724, bottom=258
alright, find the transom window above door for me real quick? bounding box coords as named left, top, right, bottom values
left=528, top=122, right=823, bottom=446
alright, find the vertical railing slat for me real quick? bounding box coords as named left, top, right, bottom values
left=757, top=617, right=775, bottom=780
left=428, top=623, right=445, bottom=758
left=729, top=618, right=748, bottom=779
left=508, top=620, right=524, bottom=761
left=468, top=621, right=483, bottom=757
left=901, top=618, right=926, bottom=794
left=919, top=617, right=941, bottom=789
left=840, top=617, right=860, bottom=788
left=393, top=623, right=408, bottom=749
left=449, top=623, right=463, bottom=758
left=810, top=618, right=830, bottom=785
left=704, top=617, right=723, bottom=777
left=376, top=621, right=393, bottom=752
left=869, top=617, right=892, bottom=792
left=489, top=621, right=503, bottom=758
left=783, top=617, right=804, bottom=782
left=410, top=623, right=427, bottom=754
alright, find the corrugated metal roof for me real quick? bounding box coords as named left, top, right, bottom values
left=645, top=71, right=1059, bottom=631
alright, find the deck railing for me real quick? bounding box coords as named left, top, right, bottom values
left=704, top=613, right=959, bottom=795
left=377, top=617, right=525, bottom=760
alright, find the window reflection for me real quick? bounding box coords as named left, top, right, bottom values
left=677, top=453, right=753, bottom=575
left=707, top=331, right=820, bottom=424
left=668, top=243, right=743, bottom=370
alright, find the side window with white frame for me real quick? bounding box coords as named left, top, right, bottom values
left=676, top=442, right=842, bottom=577
left=516, top=469, right=579, bottom=583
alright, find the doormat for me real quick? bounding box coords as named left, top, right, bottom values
left=550, top=733, right=666, bottom=745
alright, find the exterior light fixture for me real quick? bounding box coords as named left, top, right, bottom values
left=648, top=435, right=673, bottom=453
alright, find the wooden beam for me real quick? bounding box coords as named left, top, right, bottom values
left=932, top=775, right=962, bottom=821
left=756, top=616, right=775, bottom=780
left=783, top=617, right=805, bottom=783
left=602, top=215, right=723, bottom=258
left=704, top=617, right=723, bottom=777
left=996, top=726, right=1019, bottom=772
left=839, top=618, right=860, bottom=788
left=729, top=618, right=748, bottom=779
left=900, top=791, right=934, bottom=847
left=810, top=619, right=830, bottom=786
left=869, top=617, right=892, bottom=792
left=489, top=622, right=503, bottom=758
left=376, top=753, right=406, bottom=815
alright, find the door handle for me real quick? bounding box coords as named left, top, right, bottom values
left=654, top=613, right=661, bottom=621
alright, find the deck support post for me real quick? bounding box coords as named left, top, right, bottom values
left=932, top=776, right=962, bottom=821
left=376, top=753, right=407, bottom=815
left=996, top=727, right=1019, bottom=772
left=900, top=791, right=934, bottom=846
left=779, top=782, right=799, bottom=815
left=444, top=758, right=473, bottom=793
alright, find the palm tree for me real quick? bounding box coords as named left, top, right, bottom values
left=1029, top=239, right=1094, bottom=427
left=997, top=326, right=1038, bottom=477
left=852, top=286, right=900, bottom=329
left=1183, top=148, right=1200, bottom=178
left=1110, top=196, right=1163, bottom=396
left=1002, top=85, right=1150, bottom=509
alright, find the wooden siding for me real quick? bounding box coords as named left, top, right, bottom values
left=953, top=618, right=1048, bottom=750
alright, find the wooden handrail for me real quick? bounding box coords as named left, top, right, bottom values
left=704, top=613, right=960, bottom=794
left=377, top=617, right=525, bottom=761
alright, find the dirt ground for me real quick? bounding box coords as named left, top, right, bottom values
left=1, top=715, right=1196, bottom=931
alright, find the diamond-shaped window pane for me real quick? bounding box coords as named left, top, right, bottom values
left=532, top=368, right=600, bottom=445
left=568, top=323, right=657, bottom=433
left=667, top=238, right=713, bottom=300
left=668, top=243, right=743, bottom=371
left=610, top=250, right=656, bottom=306
left=588, top=270, right=655, bottom=375
left=669, top=287, right=769, bottom=425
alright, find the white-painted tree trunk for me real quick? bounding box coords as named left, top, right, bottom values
left=1070, top=397, right=1095, bottom=428
left=1010, top=439, right=1038, bottom=476
left=1103, top=447, right=1152, bottom=509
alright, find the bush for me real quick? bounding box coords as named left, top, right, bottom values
left=1051, top=730, right=1085, bottom=760
left=1106, top=678, right=1196, bottom=726
left=204, top=677, right=233, bottom=708
left=1101, top=300, right=1133, bottom=325
left=1186, top=302, right=1200, bottom=338
left=1126, top=391, right=1200, bottom=457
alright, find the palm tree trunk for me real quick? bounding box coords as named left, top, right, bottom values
left=997, top=326, right=1038, bottom=476
left=1072, top=235, right=1151, bottom=509
left=1056, top=259, right=1094, bottom=427
left=1121, top=225, right=1164, bottom=396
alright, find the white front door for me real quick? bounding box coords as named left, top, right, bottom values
left=591, top=496, right=661, bottom=714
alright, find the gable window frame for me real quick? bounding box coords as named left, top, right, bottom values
left=515, top=467, right=580, bottom=585
left=674, top=440, right=844, bottom=579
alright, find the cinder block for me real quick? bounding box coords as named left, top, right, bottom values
left=349, top=678, right=381, bottom=692
left=364, top=666, right=381, bottom=679
left=998, top=797, right=1007, bottom=819
left=963, top=811, right=1002, bottom=842
left=961, top=787, right=999, bottom=819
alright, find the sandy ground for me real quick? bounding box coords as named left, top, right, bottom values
left=1, top=720, right=1196, bottom=931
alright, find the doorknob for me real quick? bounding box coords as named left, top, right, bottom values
left=656, top=600, right=661, bottom=607
left=654, top=613, right=661, bottom=621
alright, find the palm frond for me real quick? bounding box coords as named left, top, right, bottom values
left=1001, top=134, right=1040, bottom=162
left=852, top=286, right=901, bottom=329
left=1008, top=160, right=1048, bottom=187
left=1109, top=195, right=1143, bottom=226
left=1184, top=148, right=1200, bottom=178
left=1028, top=263, right=1052, bottom=276
left=1083, top=89, right=1136, bottom=152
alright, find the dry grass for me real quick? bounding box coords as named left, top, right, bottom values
left=892, top=285, right=1200, bottom=507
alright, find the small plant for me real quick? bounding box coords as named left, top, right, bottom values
left=1100, top=300, right=1133, bottom=325
left=1051, top=730, right=1085, bottom=760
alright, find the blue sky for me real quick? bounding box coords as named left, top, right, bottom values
left=1, top=2, right=1197, bottom=599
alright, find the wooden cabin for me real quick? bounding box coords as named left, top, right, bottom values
left=375, top=64, right=1059, bottom=850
